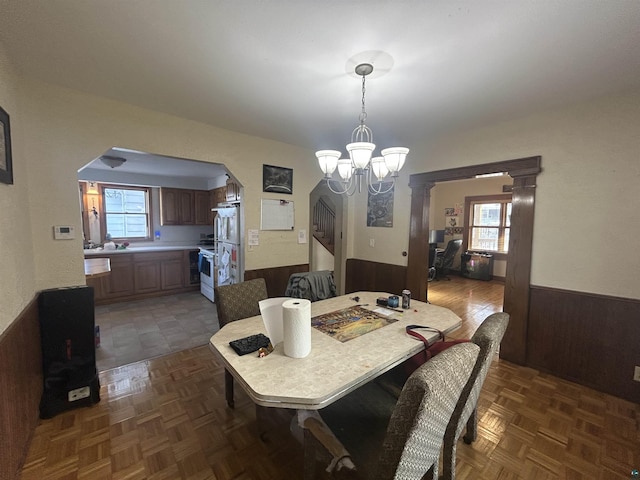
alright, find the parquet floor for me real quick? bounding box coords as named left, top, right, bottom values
left=19, top=277, right=640, bottom=479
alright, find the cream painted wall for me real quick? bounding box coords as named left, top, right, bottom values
left=17, top=78, right=316, bottom=296
left=352, top=89, right=640, bottom=299
left=311, top=237, right=334, bottom=272
left=350, top=171, right=414, bottom=266
left=0, top=45, right=37, bottom=333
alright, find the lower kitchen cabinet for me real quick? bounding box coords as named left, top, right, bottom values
left=134, top=262, right=161, bottom=293
left=160, top=257, right=184, bottom=290
left=86, top=249, right=197, bottom=305
left=103, top=255, right=135, bottom=299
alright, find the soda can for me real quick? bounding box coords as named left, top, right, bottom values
left=402, top=289, right=411, bottom=309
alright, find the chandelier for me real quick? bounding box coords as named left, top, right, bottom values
left=316, top=63, right=409, bottom=196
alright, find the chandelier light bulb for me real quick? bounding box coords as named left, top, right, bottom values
left=337, top=159, right=354, bottom=181
left=381, top=147, right=409, bottom=174
left=316, top=150, right=341, bottom=177
left=346, top=142, right=376, bottom=169
left=370, top=157, right=389, bottom=181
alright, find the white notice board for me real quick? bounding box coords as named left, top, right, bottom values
left=261, top=199, right=294, bottom=230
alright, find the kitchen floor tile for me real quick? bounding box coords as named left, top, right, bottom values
left=94, top=292, right=219, bottom=372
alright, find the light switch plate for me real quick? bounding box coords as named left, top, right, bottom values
left=634, top=366, right=640, bottom=382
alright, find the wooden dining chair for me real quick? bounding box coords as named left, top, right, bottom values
left=214, top=278, right=268, bottom=408
left=441, top=312, right=510, bottom=480
left=302, top=342, right=481, bottom=480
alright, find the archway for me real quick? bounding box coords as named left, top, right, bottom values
left=406, top=156, right=541, bottom=365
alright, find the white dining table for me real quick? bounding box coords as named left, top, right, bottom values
left=208, top=291, right=462, bottom=410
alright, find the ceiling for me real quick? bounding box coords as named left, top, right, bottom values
left=80, top=148, right=227, bottom=180
left=1, top=1, right=639, bottom=173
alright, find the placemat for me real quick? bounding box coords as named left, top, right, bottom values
left=311, top=305, right=398, bottom=342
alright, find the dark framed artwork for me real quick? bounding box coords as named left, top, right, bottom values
left=262, top=164, right=293, bottom=194
left=0, top=106, right=12, bottom=185
left=367, top=183, right=394, bottom=227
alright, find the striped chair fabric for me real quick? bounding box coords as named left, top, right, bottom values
left=303, top=342, right=480, bottom=480
left=441, top=312, right=510, bottom=480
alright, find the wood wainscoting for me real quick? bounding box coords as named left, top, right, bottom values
left=0, top=295, right=42, bottom=480
left=244, top=263, right=309, bottom=298
left=345, top=258, right=408, bottom=295
left=528, top=286, right=640, bottom=404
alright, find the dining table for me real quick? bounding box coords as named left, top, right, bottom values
left=208, top=290, right=462, bottom=410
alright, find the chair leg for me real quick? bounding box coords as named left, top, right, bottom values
left=463, top=407, right=478, bottom=444
left=441, top=437, right=457, bottom=480
left=426, top=461, right=438, bottom=480
left=224, top=368, right=235, bottom=408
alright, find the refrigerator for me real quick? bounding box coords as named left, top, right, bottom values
left=213, top=205, right=241, bottom=287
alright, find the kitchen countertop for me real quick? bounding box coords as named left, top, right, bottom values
left=84, top=245, right=203, bottom=255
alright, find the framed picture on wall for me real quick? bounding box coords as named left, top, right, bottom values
left=263, top=164, right=293, bottom=194
left=367, top=183, right=394, bottom=227
left=446, top=215, right=459, bottom=227
left=0, top=105, right=13, bottom=185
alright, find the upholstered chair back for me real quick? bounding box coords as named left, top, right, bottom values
left=441, top=311, right=510, bottom=480
left=215, top=278, right=268, bottom=327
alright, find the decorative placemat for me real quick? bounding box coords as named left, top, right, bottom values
left=311, top=305, right=398, bottom=342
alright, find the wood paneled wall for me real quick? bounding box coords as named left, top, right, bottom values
left=0, top=296, right=42, bottom=480
left=345, top=258, right=408, bottom=296
left=343, top=258, right=639, bottom=402
left=244, top=264, right=309, bottom=298
left=528, top=286, right=640, bottom=404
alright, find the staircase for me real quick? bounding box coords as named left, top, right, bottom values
left=313, top=198, right=335, bottom=256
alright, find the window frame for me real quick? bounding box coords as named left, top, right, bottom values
left=98, top=183, right=153, bottom=242
left=463, top=193, right=512, bottom=260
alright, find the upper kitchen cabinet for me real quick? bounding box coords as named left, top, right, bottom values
left=212, top=186, right=226, bottom=206
left=226, top=179, right=240, bottom=202
left=160, top=187, right=196, bottom=225
left=194, top=190, right=213, bottom=225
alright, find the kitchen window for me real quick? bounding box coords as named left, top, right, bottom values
left=101, top=184, right=151, bottom=241
left=466, top=194, right=511, bottom=254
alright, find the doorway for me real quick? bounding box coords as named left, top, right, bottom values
left=309, top=181, right=348, bottom=295
left=406, top=156, right=541, bottom=365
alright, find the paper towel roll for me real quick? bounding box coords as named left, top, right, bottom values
left=282, top=298, right=312, bottom=358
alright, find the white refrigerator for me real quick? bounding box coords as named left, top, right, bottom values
left=213, top=205, right=241, bottom=287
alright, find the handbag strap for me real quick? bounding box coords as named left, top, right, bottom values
left=405, top=324, right=444, bottom=346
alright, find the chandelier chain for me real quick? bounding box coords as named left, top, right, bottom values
left=359, top=74, right=367, bottom=125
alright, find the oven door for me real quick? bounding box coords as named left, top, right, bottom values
left=198, top=250, right=215, bottom=302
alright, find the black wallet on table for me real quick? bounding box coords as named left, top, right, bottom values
left=229, top=333, right=271, bottom=356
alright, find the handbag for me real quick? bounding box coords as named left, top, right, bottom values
left=403, top=324, right=469, bottom=378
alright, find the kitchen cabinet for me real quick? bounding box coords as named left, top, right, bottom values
left=86, top=249, right=197, bottom=305
left=211, top=186, right=227, bottom=206
left=134, top=261, right=161, bottom=293
left=225, top=180, right=240, bottom=202
left=160, top=188, right=196, bottom=225
left=102, top=255, right=135, bottom=299
left=160, top=256, right=185, bottom=290
left=194, top=190, right=212, bottom=225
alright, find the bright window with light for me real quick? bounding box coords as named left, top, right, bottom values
left=469, top=197, right=511, bottom=253
left=103, top=186, right=150, bottom=240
